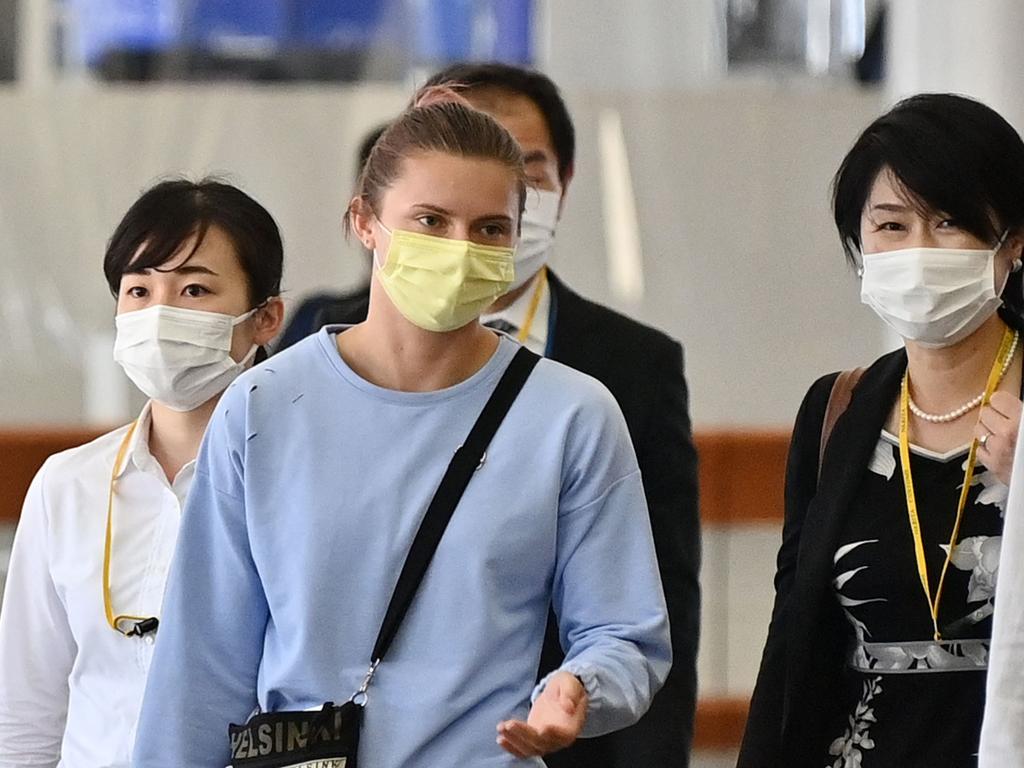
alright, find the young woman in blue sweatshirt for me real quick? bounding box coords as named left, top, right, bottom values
left=134, top=88, right=671, bottom=768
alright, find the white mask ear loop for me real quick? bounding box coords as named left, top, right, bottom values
left=995, top=229, right=1010, bottom=250
left=239, top=343, right=259, bottom=367
left=231, top=306, right=260, bottom=326
left=231, top=304, right=266, bottom=365
left=992, top=230, right=1019, bottom=294
left=372, top=218, right=393, bottom=271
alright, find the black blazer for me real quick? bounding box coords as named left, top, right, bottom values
left=541, top=272, right=700, bottom=768
left=295, top=271, right=701, bottom=768
left=738, top=349, right=909, bottom=767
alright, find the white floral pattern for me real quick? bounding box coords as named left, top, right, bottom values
left=963, top=460, right=1009, bottom=514
left=828, top=676, right=882, bottom=768
left=869, top=437, right=1011, bottom=516
left=826, top=429, right=1003, bottom=765
left=849, top=638, right=989, bottom=672
left=868, top=440, right=897, bottom=480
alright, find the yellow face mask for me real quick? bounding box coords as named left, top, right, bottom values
left=374, top=224, right=515, bottom=333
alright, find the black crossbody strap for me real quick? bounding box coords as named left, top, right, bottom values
left=370, top=346, right=541, bottom=662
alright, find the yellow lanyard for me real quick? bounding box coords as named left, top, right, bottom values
left=898, top=325, right=1016, bottom=641
left=103, top=420, right=159, bottom=637
left=516, top=266, right=548, bottom=345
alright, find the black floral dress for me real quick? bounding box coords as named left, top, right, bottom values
left=825, top=431, right=1006, bottom=768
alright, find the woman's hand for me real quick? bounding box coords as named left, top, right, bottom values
left=496, top=671, right=587, bottom=758
left=977, top=391, right=1024, bottom=485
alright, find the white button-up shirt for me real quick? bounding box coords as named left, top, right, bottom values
left=0, top=403, right=194, bottom=768
left=481, top=270, right=551, bottom=356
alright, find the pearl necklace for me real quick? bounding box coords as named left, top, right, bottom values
left=908, top=330, right=1020, bottom=423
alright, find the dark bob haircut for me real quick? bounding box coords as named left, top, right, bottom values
left=103, top=178, right=284, bottom=362
left=832, top=93, right=1024, bottom=314
left=422, top=62, right=576, bottom=185
left=103, top=178, right=283, bottom=307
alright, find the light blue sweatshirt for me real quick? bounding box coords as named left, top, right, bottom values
left=133, top=328, right=671, bottom=767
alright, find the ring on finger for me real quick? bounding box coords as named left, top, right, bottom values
left=980, top=432, right=991, bottom=449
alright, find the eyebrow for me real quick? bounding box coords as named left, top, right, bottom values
left=870, top=202, right=912, bottom=213
left=411, top=203, right=454, bottom=216
left=523, top=150, right=550, bottom=165
left=128, top=264, right=219, bottom=277
left=411, top=204, right=513, bottom=224
left=476, top=214, right=515, bottom=225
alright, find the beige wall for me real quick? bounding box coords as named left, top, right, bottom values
left=0, top=82, right=889, bottom=427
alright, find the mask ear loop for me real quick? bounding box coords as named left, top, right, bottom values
left=372, top=218, right=393, bottom=271
left=232, top=299, right=272, bottom=364
left=231, top=306, right=260, bottom=326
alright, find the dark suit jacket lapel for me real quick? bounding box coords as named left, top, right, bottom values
left=546, top=270, right=600, bottom=369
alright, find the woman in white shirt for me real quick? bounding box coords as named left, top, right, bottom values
left=0, top=178, right=285, bottom=768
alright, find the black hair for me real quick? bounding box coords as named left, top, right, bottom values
left=422, top=62, right=575, bottom=185
left=832, top=93, right=1024, bottom=313
left=103, top=178, right=284, bottom=361
left=104, top=177, right=283, bottom=304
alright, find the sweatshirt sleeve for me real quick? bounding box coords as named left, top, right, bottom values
left=0, top=461, right=76, bottom=768
left=534, top=381, right=672, bottom=737
left=133, top=384, right=269, bottom=768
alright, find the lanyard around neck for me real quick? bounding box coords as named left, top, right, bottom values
left=898, top=325, right=1016, bottom=641
left=516, top=266, right=548, bottom=345
left=103, top=420, right=159, bottom=638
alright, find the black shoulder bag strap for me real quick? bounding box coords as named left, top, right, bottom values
left=227, top=346, right=539, bottom=768
left=367, top=345, right=540, bottom=675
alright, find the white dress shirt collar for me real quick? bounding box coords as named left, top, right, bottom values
left=116, top=401, right=197, bottom=500
left=480, top=270, right=551, bottom=356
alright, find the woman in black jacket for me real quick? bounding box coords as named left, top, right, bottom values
left=739, top=93, right=1024, bottom=768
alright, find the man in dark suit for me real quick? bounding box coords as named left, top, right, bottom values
left=308, top=63, right=701, bottom=768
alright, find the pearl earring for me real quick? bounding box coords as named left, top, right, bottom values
left=1013, top=258, right=1023, bottom=273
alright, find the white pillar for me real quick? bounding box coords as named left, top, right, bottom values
left=887, top=0, right=1024, bottom=130
left=16, top=0, right=55, bottom=87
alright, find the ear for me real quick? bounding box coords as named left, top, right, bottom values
left=349, top=196, right=378, bottom=252
left=252, top=297, right=286, bottom=346
left=1007, top=228, right=1024, bottom=259
left=557, top=164, right=574, bottom=219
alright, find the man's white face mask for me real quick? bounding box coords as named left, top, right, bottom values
left=510, top=188, right=561, bottom=291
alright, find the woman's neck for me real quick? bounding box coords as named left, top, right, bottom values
left=338, top=280, right=500, bottom=393
left=904, top=314, right=1012, bottom=413
left=148, top=398, right=218, bottom=483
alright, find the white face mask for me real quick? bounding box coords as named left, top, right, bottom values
left=510, top=188, right=561, bottom=291
left=859, top=233, right=1010, bottom=348
left=113, top=304, right=258, bottom=412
